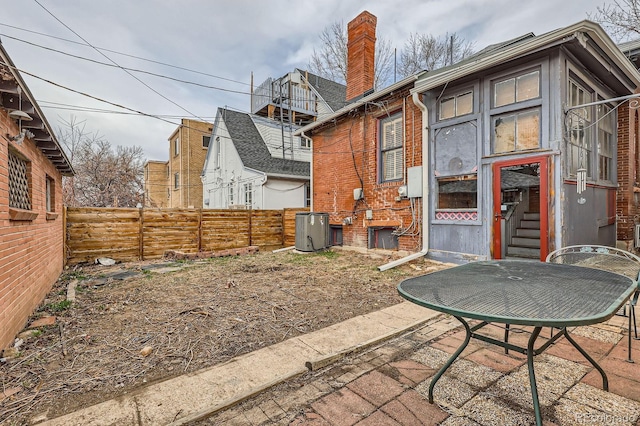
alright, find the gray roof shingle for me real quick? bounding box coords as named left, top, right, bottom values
left=221, top=108, right=309, bottom=178
left=297, top=69, right=347, bottom=112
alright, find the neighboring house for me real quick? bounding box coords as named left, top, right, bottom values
left=144, top=118, right=212, bottom=208
left=0, top=43, right=74, bottom=349
left=143, top=160, right=170, bottom=208
left=201, top=69, right=346, bottom=209
left=297, top=11, right=640, bottom=264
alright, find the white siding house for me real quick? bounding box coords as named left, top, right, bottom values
left=202, top=69, right=345, bottom=210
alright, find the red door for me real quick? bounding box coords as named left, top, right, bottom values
left=492, top=156, right=549, bottom=261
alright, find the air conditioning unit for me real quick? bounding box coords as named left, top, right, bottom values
left=635, top=224, right=640, bottom=248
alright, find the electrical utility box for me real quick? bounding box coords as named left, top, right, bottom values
left=295, top=212, right=330, bottom=252
left=407, top=166, right=423, bottom=198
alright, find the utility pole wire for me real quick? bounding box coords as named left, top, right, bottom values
left=33, top=0, right=205, bottom=121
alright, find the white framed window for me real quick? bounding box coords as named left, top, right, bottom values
left=174, top=137, right=180, bottom=156
left=379, top=113, right=403, bottom=182
left=300, top=137, right=311, bottom=149
left=244, top=183, right=253, bottom=206
left=228, top=185, right=234, bottom=205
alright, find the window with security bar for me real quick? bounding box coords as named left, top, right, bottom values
left=8, top=150, right=32, bottom=210
left=379, top=113, right=403, bottom=182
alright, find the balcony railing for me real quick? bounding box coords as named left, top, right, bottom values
left=252, top=76, right=318, bottom=117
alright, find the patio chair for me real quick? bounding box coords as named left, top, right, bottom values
left=545, top=245, right=639, bottom=363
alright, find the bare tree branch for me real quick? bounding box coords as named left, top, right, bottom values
left=590, top=0, right=640, bottom=41
left=57, top=116, right=144, bottom=207
left=308, top=21, right=474, bottom=90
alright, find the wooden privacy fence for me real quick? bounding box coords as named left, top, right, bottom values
left=65, top=207, right=308, bottom=265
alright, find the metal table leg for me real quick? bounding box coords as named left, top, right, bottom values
left=526, top=326, right=543, bottom=426
left=428, top=315, right=471, bottom=403
left=564, top=329, right=608, bottom=391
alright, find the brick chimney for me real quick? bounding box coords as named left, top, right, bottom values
left=346, top=11, right=376, bottom=101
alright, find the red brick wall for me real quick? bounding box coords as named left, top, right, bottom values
left=616, top=101, right=638, bottom=247
left=312, top=89, right=423, bottom=251
left=0, top=110, right=65, bottom=350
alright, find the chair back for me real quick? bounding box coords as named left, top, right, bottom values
left=545, top=245, right=640, bottom=282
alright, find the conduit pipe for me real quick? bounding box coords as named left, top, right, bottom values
left=378, top=91, right=430, bottom=271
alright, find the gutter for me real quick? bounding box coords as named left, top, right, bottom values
left=378, top=91, right=430, bottom=271
left=294, top=74, right=422, bottom=136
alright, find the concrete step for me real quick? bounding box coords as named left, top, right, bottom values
left=516, top=228, right=540, bottom=238
left=511, top=237, right=541, bottom=248
left=507, top=245, right=540, bottom=258
left=523, top=212, right=540, bottom=221
left=520, top=220, right=540, bottom=229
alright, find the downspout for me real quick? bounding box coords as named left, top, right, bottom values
left=301, top=131, right=313, bottom=211
left=378, top=91, right=429, bottom=271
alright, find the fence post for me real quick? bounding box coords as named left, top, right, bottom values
left=139, top=207, right=144, bottom=260
left=63, top=205, right=68, bottom=267
left=198, top=208, right=203, bottom=252
left=248, top=209, right=253, bottom=246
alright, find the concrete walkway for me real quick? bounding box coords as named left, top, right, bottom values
left=39, top=302, right=445, bottom=426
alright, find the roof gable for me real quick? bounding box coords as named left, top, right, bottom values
left=221, top=108, right=309, bottom=178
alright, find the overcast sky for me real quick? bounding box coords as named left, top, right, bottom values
left=1, top=0, right=612, bottom=162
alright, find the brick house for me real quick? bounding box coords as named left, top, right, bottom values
left=0, top=44, right=74, bottom=349
left=144, top=118, right=212, bottom=208
left=297, top=12, right=640, bottom=265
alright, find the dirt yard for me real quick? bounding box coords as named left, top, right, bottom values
left=0, top=247, right=449, bottom=425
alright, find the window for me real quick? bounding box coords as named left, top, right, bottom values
left=213, top=137, right=221, bottom=169
left=45, top=175, right=55, bottom=212
left=597, top=102, right=614, bottom=182
left=567, top=79, right=592, bottom=177
left=244, top=183, right=253, bottom=206
left=174, top=137, right=180, bottom=156
left=379, top=113, right=403, bottom=182
left=228, top=185, right=234, bottom=205
left=490, top=69, right=542, bottom=154
left=8, top=150, right=31, bottom=210
left=167, top=188, right=170, bottom=199
left=439, top=91, right=473, bottom=120
left=437, top=174, right=478, bottom=209
left=202, top=135, right=211, bottom=148
left=174, top=172, right=179, bottom=189
left=494, top=70, right=540, bottom=107
left=300, top=137, right=311, bottom=149
left=493, top=109, right=540, bottom=153
left=368, top=227, right=398, bottom=249
left=166, top=165, right=170, bottom=178
left=305, top=183, right=311, bottom=207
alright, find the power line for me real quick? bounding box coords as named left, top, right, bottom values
left=0, top=33, right=252, bottom=96
left=0, top=21, right=250, bottom=87
left=33, top=0, right=204, bottom=121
